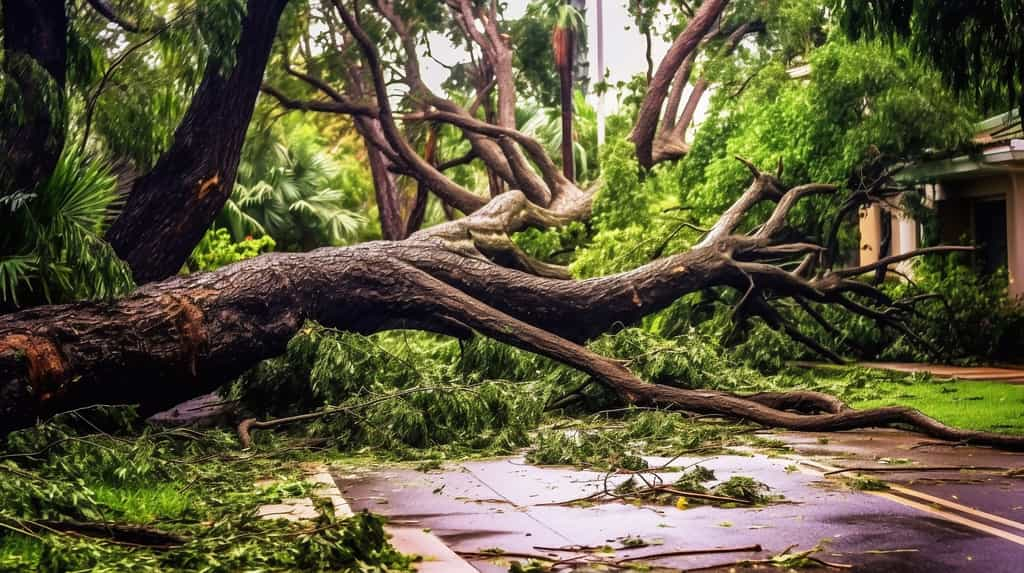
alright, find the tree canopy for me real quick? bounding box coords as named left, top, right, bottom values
left=836, top=0, right=1024, bottom=117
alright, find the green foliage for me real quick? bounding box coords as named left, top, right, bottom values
left=512, top=221, right=587, bottom=265
left=844, top=475, right=889, bottom=491
left=518, top=91, right=600, bottom=183
left=588, top=328, right=760, bottom=391
left=877, top=259, right=1024, bottom=362
left=527, top=429, right=648, bottom=471
left=836, top=0, right=1024, bottom=116
left=196, top=0, right=247, bottom=70
left=187, top=227, right=275, bottom=272
left=590, top=140, right=648, bottom=231
left=510, top=1, right=589, bottom=107
left=0, top=407, right=412, bottom=572
left=727, top=255, right=1024, bottom=366
left=219, top=117, right=371, bottom=250
left=83, top=3, right=244, bottom=168
left=568, top=140, right=700, bottom=278
left=672, top=465, right=718, bottom=493
left=229, top=325, right=567, bottom=456
left=680, top=39, right=975, bottom=224
left=712, top=476, right=773, bottom=504
left=0, top=149, right=133, bottom=308
left=527, top=410, right=754, bottom=471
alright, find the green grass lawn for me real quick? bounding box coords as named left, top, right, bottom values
left=852, top=378, right=1024, bottom=434
left=788, top=366, right=1024, bottom=434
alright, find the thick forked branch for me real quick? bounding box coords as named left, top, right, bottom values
left=403, top=110, right=576, bottom=203
left=330, top=0, right=487, bottom=215
left=651, top=21, right=766, bottom=166
left=259, top=83, right=377, bottom=117
left=631, top=0, right=728, bottom=169
left=372, top=0, right=517, bottom=188
left=105, top=0, right=292, bottom=283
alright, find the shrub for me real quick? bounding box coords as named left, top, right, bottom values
left=187, top=227, right=275, bottom=272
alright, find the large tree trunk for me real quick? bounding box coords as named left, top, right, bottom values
left=105, top=0, right=289, bottom=284
left=0, top=0, right=67, bottom=198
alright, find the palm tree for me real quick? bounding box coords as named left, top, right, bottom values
left=219, top=136, right=367, bottom=251
left=0, top=150, right=134, bottom=309
left=550, top=2, right=586, bottom=182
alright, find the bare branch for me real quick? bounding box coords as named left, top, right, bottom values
left=259, top=84, right=377, bottom=116
left=756, top=183, right=839, bottom=239
left=631, top=0, right=729, bottom=168
left=331, top=0, right=487, bottom=214
left=832, top=246, right=975, bottom=278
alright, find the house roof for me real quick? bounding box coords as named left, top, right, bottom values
left=897, top=109, right=1024, bottom=182
left=974, top=109, right=1023, bottom=144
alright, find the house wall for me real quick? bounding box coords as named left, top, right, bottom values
left=858, top=174, right=1024, bottom=300
left=858, top=204, right=882, bottom=266
left=936, top=173, right=1021, bottom=299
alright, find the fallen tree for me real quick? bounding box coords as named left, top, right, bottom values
left=2, top=155, right=1019, bottom=447
left=3, top=0, right=1022, bottom=450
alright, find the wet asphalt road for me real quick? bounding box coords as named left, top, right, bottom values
left=335, top=430, right=1024, bottom=572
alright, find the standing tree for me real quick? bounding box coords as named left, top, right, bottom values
left=1, top=0, right=1022, bottom=452
left=105, top=0, right=292, bottom=283
left=0, top=0, right=68, bottom=201
left=551, top=2, right=583, bottom=182
left=1, top=0, right=295, bottom=285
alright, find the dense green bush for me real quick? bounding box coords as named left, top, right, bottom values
left=187, top=228, right=276, bottom=272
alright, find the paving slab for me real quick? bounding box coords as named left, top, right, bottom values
left=334, top=451, right=1024, bottom=572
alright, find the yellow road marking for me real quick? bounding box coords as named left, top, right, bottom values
left=793, top=456, right=1024, bottom=542
left=886, top=483, right=1024, bottom=533
left=868, top=491, right=1024, bottom=547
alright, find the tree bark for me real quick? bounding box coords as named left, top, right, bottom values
left=0, top=0, right=67, bottom=198
left=104, top=0, right=290, bottom=284
left=557, top=30, right=575, bottom=182
left=631, top=0, right=726, bottom=169
left=356, top=117, right=406, bottom=240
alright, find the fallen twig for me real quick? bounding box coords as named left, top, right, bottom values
left=461, top=543, right=766, bottom=570
left=615, top=544, right=763, bottom=563
left=824, top=465, right=1006, bottom=476
left=11, top=518, right=189, bottom=549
